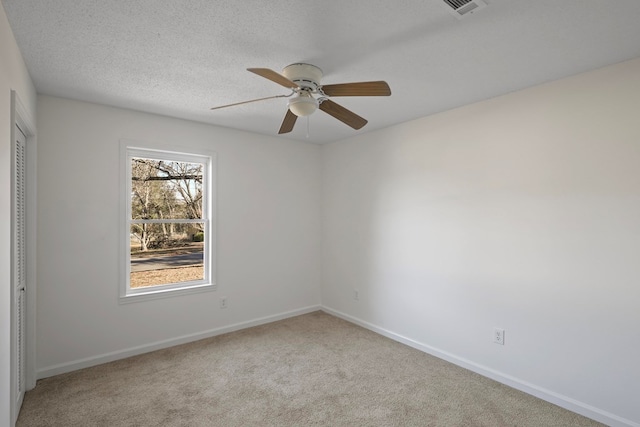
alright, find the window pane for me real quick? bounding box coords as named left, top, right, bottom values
left=131, top=158, right=203, bottom=220
left=130, top=223, right=205, bottom=288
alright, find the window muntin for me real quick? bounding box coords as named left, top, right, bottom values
left=121, top=145, right=214, bottom=301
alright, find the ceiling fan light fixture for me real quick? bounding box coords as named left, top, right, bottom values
left=288, top=94, right=318, bottom=117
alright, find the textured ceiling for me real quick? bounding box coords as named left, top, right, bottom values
left=3, top=0, right=640, bottom=143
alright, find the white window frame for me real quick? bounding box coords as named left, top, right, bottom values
left=119, top=140, right=216, bottom=303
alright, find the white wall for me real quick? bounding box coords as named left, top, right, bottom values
left=35, top=96, right=321, bottom=375
left=0, top=3, right=37, bottom=426
left=26, top=40, right=640, bottom=427
left=321, top=57, right=640, bottom=426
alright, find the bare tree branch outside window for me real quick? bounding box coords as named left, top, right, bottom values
left=128, top=157, right=206, bottom=289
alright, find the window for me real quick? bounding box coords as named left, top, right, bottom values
left=120, top=143, right=215, bottom=302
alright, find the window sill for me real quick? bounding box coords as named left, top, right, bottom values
left=119, top=282, right=217, bottom=304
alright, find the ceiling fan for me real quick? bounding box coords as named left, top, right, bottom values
left=211, top=63, right=391, bottom=134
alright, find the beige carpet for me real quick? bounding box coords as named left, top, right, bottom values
left=18, top=311, right=603, bottom=426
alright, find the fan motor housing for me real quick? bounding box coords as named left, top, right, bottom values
left=282, top=63, right=323, bottom=92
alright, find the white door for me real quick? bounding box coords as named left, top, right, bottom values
left=13, top=123, right=27, bottom=418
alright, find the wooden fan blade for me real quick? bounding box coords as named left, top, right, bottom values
left=211, top=94, right=288, bottom=110
left=248, top=68, right=300, bottom=89
left=321, top=81, right=391, bottom=97
left=278, top=109, right=298, bottom=134
left=319, top=99, right=368, bottom=130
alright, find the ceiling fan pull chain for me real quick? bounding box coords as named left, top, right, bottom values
left=306, top=116, right=310, bottom=138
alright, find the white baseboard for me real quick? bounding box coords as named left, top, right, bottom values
left=321, top=306, right=639, bottom=427
left=38, top=305, right=321, bottom=379
left=35, top=304, right=638, bottom=427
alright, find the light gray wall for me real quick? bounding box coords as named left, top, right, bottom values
left=321, top=58, right=640, bottom=426
left=0, top=3, right=37, bottom=425
left=35, top=96, right=322, bottom=375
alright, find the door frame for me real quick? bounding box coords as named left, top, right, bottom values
left=10, top=91, right=36, bottom=424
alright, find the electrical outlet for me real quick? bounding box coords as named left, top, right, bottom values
left=494, top=328, right=505, bottom=345
left=353, top=289, right=359, bottom=301
left=220, top=297, right=228, bottom=309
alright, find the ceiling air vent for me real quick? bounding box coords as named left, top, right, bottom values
left=443, top=0, right=487, bottom=18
